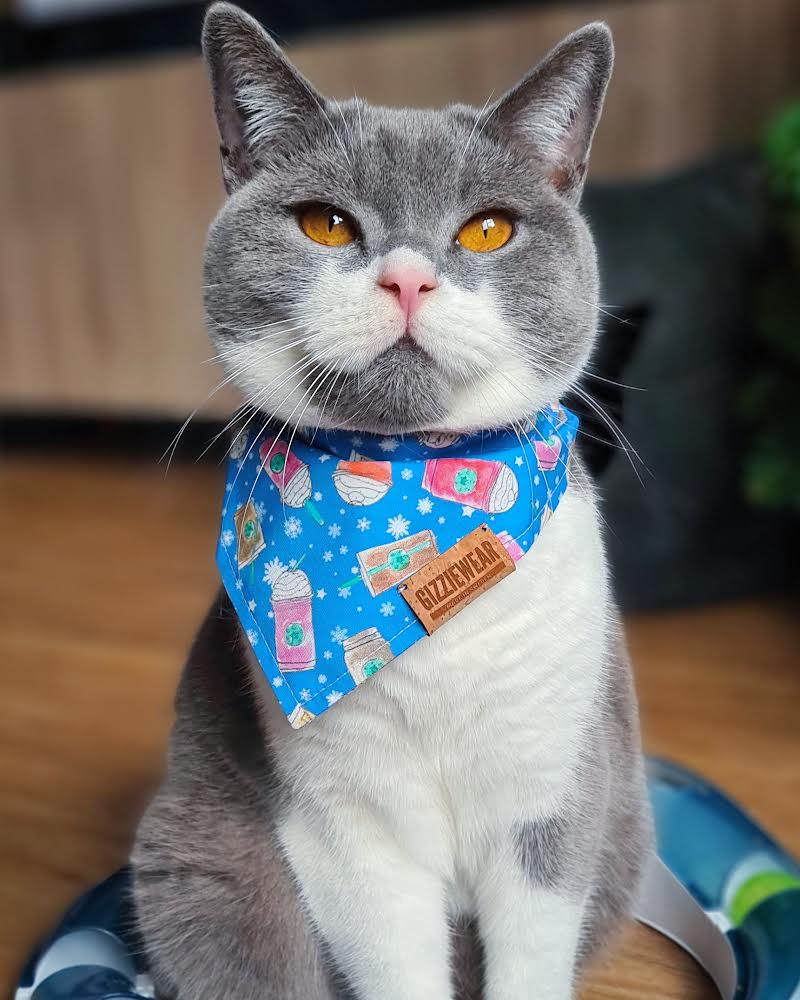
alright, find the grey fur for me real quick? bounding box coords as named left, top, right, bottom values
left=133, top=7, right=650, bottom=998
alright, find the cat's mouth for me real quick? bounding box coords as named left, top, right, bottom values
left=307, top=341, right=449, bottom=435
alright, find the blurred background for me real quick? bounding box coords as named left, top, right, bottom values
left=1, top=0, right=799, bottom=996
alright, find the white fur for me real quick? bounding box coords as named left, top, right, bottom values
left=262, top=481, right=609, bottom=999
left=223, top=244, right=569, bottom=436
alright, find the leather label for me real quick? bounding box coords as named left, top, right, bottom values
left=397, top=523, right=515, bottom=635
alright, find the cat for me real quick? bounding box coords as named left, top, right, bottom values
left=132, top=5, right=653, bottom=999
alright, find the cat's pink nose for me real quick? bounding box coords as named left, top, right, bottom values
left=378, top=266, right=438, bottom=324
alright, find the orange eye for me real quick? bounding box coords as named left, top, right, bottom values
left=456, top=211, right=513, bottom=252
left=298, top=204, right=357, bottom=247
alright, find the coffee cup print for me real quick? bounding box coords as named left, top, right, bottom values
left=495, top=529, right=524, bottom=563
left=534, top=436, right=562, bottom=472
left=232, top=500, right=266, bottom=569
left=259, top=437, right=324, bottom=526
left=270, top=569, right=315, bottom=671
left=333, top=453, right=392, bottom=506
left=340, top=529, right=438, bottom=597
left=417, top=431, right=464, bottom=450
left=422, top=458, right=518, bottom=514
left=343, top=627, right=393, bottom=684
left=288, top=704, right=315, bottom=729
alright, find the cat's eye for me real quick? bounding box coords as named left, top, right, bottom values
left=298, top=204, right=357, bottom=247
left=456, top=212, right=513, bottom=253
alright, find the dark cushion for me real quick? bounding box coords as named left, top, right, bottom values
left=581, top=157, right=798, bottom=611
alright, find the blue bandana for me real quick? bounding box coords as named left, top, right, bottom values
left=217, top=404, right=578, bottom=728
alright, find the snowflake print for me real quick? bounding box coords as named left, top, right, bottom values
left=356, top=517, right=371, bottom=532
left=267, top=611, right=274, bottom=619
left=221, top=529, right=235, bottom=548
left=437, top=516, right=446, bottom=525
left=318, top=674, right=328, bottom=683
left=326, top=691, right=343, bottom=706
left=323, top=549, right=334, bottom=563
left=313, top=491, right=322, bottom=502
left=318, top=454, right=331, bottom=463
left=328, top=523, right=342, bottom=539
left=330, top=625, right=348, bottom=645
left=416, top=497, right=433, bottom=515
left=337, top=587, right=352, bottom=599
left=386, top=514, right=411, bottom=539
left=246, top=628, right=258, bottom=646
left=263, top=557, right=288, bottom=585
left=339, top=544, right=349, bottom=555
left=379, top=437, right=399, bottom=453
left=225, top=483, right=233, bottom=492
left=351, top=435, right=364, bottom=446
left=379, top=602, right=395, bottom=617
left=300, top=688, right=312, bottom=702
left=272, top=676, right=283, bottom=688
left=401, top=468, right=413, bottom=480
left=534, top=474, right=540, bottom=486
left=254, top=501, right=266, bottom=519
left=461, top=506, right=476, bottom=518
left=284, top=516, right=302, bottom=538
left=235, top=579, right=244, bottom=591
left=515, top=456, right=524, bottom=466
left=247, top=599, right=257, bottom=612
left=316, top=589, right=327, bottom=600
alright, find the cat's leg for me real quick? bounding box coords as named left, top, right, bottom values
left=475, top=836, right=587, bottom=1000
left=279, top=806, right=454, bottom=1000
left=133, top=789, right=338, bottom=1000
left=475, top=640, right=652, bottom=999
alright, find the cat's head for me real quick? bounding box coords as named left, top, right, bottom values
left=202, top=3, right=613, bottom=435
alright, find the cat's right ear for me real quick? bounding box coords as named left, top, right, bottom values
left=202, top=3, right=323, bottom=192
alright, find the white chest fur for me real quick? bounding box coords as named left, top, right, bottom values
left=264, top=484, right=610, bottom=905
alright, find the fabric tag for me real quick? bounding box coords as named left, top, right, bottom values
left=398, top=524, right=515, bottom=634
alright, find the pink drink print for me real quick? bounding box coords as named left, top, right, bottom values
left=534, top=435, right=562, bottom=471
left=495, top=529, right=524, bottom=562
left=422, top=458, right=518, bottom=514
left=259, top=438, right=324, bottom=525
left=270, top=568, right=315, bottom=671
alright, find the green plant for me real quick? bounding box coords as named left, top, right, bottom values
left=742, top=103, right=800, bottom=512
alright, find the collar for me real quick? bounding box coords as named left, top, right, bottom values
left=217, top=403, right=578, bottom=728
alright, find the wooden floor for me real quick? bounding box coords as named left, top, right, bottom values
left=2, top=450, right=799, bottom=998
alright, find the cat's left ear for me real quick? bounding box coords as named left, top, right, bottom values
left=490, top=22, right=613, bottom=203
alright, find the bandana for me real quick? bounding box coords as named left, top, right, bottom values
left=217, top=403, right=578, bottom=728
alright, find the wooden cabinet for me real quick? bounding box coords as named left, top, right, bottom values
left=1, top=0, right=797, bottom=418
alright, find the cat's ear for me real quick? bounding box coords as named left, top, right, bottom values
left=202, top=3, right=323, bottom=192
left=490, top=22, right=613, bottom=203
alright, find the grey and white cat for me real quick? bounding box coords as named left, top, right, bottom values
left=132, top=5, right=652, bottom=998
